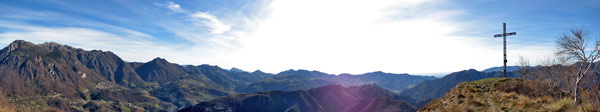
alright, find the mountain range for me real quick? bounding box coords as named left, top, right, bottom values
left=239, top=70, right=436, bottom=93
left=0, top=40, right=442, bottom=111
left=481, top=66, right=520, bottom=73
left=183, top=69, right=516, bottom=112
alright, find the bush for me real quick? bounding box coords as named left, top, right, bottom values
left=580, top=86, right=600, bottom=111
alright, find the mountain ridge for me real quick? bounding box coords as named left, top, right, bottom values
left=0, top=40, right=437, bottom=111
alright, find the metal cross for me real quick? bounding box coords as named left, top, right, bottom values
left=494, top=23, right=516, bottom=78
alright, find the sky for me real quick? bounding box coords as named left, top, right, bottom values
left=0, top=0, right=599, bottom=76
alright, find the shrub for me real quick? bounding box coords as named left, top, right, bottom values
left=580, top=86, right=600, bottom=111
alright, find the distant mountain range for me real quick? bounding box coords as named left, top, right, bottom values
left=0, top=40, right=438, bottom=111
left=481, top=66, right=520, bottom=73
left=239, top=70, right=436, bottom=93
left=180, top=84, right=417, bottom=112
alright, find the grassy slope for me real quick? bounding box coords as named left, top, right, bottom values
left=420, top=78, right=599, bottom=112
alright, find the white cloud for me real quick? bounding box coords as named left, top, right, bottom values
left=192, top=12, right=232, bottom=34
left=208, top=0, right=555, bottom=75
left=154, top=1, right=183, bottom=12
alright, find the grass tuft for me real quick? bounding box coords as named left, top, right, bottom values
left=548, top=98, right=572, bottom=112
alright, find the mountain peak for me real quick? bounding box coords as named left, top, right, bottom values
left=199, top=64, right=221, bottom=68
left=39, top=42, right=82, bottom=51
left=144, top=57, right=173, bottom=66
left=3, top=40, right=82, bottom=53
left=251, top=70, right=265, bottom=74
left=278, top=69, right=315, bottom=75
left=39, top=41, right=61, bottom=47
left=371, top=71, right=385, bottom=74
left=230, top=67, right=244, bottom=72
left=5, top=40, right=35, bottom=52
left=467, top=69, right=477, bottom=72
left=9, top=40, right=29, bottom=45
left=150, top=57, right=168, bottom=63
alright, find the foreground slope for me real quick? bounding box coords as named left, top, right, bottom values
left=180, top=84, right=417, bottom=112
left=400, top=69, right=513, bottom=100
left=419, top=78, right=586, bottom=111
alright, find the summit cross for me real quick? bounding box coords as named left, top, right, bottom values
left=494, top=23, right=516, bottom=78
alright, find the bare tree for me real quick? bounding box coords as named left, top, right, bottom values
left=556, top=28, right=600, bottom=104
left=517, top=56, right=530, bottom=78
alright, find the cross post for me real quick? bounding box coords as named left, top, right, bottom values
left=494, top=23, right=516, bottom=78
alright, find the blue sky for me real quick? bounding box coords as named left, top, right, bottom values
left=0, top=0, right=599, bottom=76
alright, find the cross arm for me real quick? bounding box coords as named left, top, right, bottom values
left=494, top=34, right=503, bottom=37
left=493, top=32, right=517, bottom=38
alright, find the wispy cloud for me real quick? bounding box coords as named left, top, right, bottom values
left=150, top=2, right=234, bottom=45
left=154, top=1, right=184, bottom=13
left=191, top=12, right=232, bottom=34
